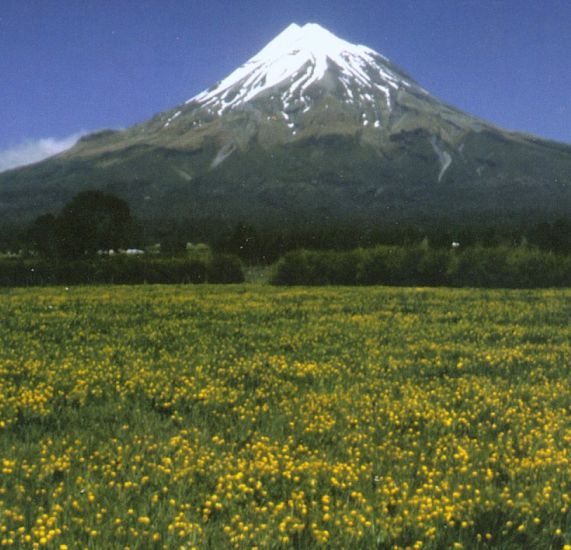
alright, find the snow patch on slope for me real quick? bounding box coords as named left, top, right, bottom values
left=430, top=136, right=452, bottom=182
left=211, top=142, right=236, bottom=169
left=164, top=110, right=182, bottom=128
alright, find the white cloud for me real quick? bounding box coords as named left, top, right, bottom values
left=0, top=132, right=86, bottom=173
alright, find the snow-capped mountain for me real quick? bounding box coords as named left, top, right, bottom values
left=189, top=23, right=421, bottom=120
left=1, top=23, right=571, bottom=229
left=143, top=21, right=486, bottom=152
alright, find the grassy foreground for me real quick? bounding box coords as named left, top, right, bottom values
left=0, top=285, right=570, bottom=549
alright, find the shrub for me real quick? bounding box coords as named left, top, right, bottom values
left=271, top=250, right=315, bottom=286
left=0, top=254, right=244, bottom=287
left=417, top=248, right=451, bottom=286
left=207, top=254, right=245, bottom=284
left=271, top=245, right=571, bottom=288
left=356, top=247, right=388, bottom=285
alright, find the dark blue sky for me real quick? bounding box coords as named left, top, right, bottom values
left=1, top=0, right=570, bottom=163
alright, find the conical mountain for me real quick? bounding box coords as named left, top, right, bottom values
left=2, top=23, right=571, bottom=228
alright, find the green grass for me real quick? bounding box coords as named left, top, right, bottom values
left=0, top=285, right=570, bottom=548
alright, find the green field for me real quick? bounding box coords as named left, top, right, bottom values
left=1, top=285, right=570, bottom=549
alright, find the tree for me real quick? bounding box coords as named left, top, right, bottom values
left=27, top=214, right=58, bottom=257
left=220, top=222, right=262, bottom=263
left=57, top=191, right=132, bottom=258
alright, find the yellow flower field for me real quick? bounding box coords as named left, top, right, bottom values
left=0, top=285, right=570, bottom=549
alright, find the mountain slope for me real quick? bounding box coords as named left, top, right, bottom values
left=1, top=23, right=571, bottom=228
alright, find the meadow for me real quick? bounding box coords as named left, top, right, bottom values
left=0, top=285, right=570, bottom=549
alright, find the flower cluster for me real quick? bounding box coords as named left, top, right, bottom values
left=0, top=285, right=570, bottom=548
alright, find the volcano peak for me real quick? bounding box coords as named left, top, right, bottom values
left=187, top=22, right=416, bottom=116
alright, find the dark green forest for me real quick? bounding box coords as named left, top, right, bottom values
left=1, top=189, right=571, bottom=288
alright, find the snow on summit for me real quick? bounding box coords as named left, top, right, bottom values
left=188, top=23, right=421, bottom=116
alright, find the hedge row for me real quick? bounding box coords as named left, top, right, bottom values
left=0, top=254, right=244, bottom=287
left=271, top=246, right=571, bottom=288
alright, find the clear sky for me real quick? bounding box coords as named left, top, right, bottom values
left=1, top=0, right=570, bottom=170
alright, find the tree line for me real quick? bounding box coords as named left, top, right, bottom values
left=0, top=191, right=245, bottom=286
left=214, top=220, right=571, bottom=264
left=1, top=188, right=571, bottom=288
left=271, top=245, right=571, bottom=288
left=2, top=190, right=571, bottom=269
